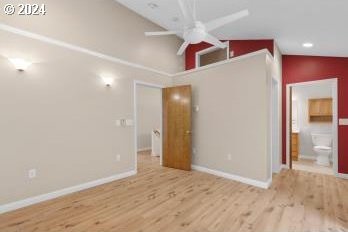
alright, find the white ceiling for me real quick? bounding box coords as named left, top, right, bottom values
left=116, top=0, right=348, bottom=57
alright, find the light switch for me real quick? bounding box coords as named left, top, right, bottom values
left=125, top=119, right=134, bottom=126
left=339, top=118, right=348, bottom=126
left=115, top=120, right=122, bottom=127
left=116, top=119, right=133, bottom=127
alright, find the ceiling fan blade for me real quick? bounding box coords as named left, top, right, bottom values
left=145, top=31, right=178, bottom=36
left=192, top=0, right=197, bottom=21
left=204, top=34, right=227, bottom=48
left=205, top=9, right=249, bottom=32
left=177, top=41, right=190, bottom=55
left=178, top=0, right=194, bottom=24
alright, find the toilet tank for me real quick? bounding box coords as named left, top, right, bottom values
left=311, top=133, right=332, bottom=147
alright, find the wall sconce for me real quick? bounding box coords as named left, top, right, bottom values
left=9, top=58, right=32, bottom=71
left=101, top=75, right=114, bottom=87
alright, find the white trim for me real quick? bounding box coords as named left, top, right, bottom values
left=0, top=23, right=172, bottom=77
left=271, top=77, right=281, bottom=174
left=339, top=118, right=348, bottom=126
left=281, top=164, right=289, bottom=170
left=191, top=165, right=272, bottom=189
left=195, top=41, right=230, bottom=69
left=137, top=147, right=151, bottom=152
left=134, top=81, right=164, bottom=170
left=0, top=170, right=136, bottom=214
left=337, top=173, right=348, bottom=179
left=286, top=78, right=338, bottom=175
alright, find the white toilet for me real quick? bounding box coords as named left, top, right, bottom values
left=311, top=133, right=332, bottom=166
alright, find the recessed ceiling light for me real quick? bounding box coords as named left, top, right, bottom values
left=303, top=43, right=313, bottom=48
left=147, top=2, right=158, bottom=9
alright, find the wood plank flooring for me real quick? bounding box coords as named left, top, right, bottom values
left=0, top=151, right=347, bottom=232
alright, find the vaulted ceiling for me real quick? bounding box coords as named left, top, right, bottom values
left=117, top=0, right=348, bottom=57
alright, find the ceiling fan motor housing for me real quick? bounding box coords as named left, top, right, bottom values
left=184, top=21, right=207, bottom=44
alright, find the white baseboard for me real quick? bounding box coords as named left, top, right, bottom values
left=191, top=165, right=271, bottom=189
left=0, top=170, right=136, bottom=215
left=137, top=147, right=151, bottom=152
left=281, top=164, right=289, bottom=169
left=337, top=173, right=348, bottom=179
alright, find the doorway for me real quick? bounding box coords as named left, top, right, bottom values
left=134, top=82, right=193, bottom=172
left=286, top=79, right=338, bottom=175
left=134, top=81, right=163, bottom=171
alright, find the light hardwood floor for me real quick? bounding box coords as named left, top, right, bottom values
left=293, top=158, right=334, bottom=176
left=0, top=151, right=348, bottom=232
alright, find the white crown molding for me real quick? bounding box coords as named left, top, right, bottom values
left=0, top=23, right=172, bottom=77
left=0, top=170, right=136, bottom=215
left=191, top=165, right=272, bottom=189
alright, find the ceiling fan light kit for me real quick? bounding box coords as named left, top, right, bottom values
left=145, top=0, right=249, bottom=55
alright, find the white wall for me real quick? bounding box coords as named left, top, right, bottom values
left=173, top=51, right=273, bottom=183
left=292, top=83, right=332, bottom=159
left=136, top=85, right=161, bottom=150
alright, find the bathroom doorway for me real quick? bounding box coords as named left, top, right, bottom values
left=286, top=79, right=338, bottom=175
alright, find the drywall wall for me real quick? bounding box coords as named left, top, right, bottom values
left=136, top=85, right=161, bottom=151
left=173, top=51, right=272, bottom=182
left=0, top=0, right=184, bottom=73
left=0, top=29, right=172, bottom=205
left=292, top=83, right=333, bottom=159
left=282, top=55, right=348, bottom=174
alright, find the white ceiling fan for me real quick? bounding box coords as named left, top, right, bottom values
left=145, top=0, right=249, bottom=55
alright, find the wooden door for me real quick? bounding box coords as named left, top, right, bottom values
left=162, top=85, right=192, bottom=171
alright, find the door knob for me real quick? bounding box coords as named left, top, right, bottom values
left=186, top=130, right=192, bottom=134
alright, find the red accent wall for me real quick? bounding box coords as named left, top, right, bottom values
left=282, top=55, right=348, bottom=174
left=185, top=40, right=274, bottom=70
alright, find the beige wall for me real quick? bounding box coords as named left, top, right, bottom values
left=136, top=85, right=161, bottom=150
left=173, top=52, right=272, bottom=182
left=0, top=0, right=184, bottom=205
left=0, top=0, right=184, bottom=73
left=0, top=28, right=172, bottom=205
